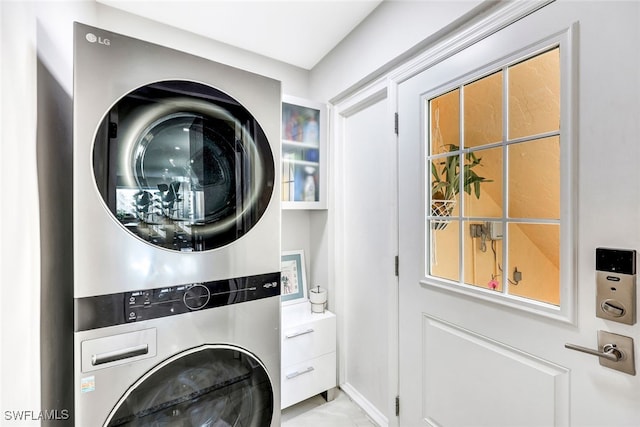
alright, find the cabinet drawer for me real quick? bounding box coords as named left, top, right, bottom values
left=281, top=315, right=336, bottom=366
left=281, top=352, right=336, bottom=409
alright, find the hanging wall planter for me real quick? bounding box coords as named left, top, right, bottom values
left=430, top=198, right=457, bottom=230
left=430, top=144, right=491, bottom=231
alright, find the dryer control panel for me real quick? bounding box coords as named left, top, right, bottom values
left=124, top=275, right=278, bottom=323
left=74, top=272, right=280, bottom=331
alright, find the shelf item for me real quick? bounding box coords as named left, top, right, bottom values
left=281, top=302, right=336, bottom=408
left=281, top=96, right=327, bottom=210
left=281, top=250, right=308, bottom=305
left=309, top=286, right=328, bottom=313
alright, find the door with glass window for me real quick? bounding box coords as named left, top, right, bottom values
left=397, top=1, right=640, bottom=425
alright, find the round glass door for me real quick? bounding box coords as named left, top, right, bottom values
left=105, top=345, right=274, bottom=426
left=93, top=80, right=275, bottom=251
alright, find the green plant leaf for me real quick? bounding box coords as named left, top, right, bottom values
left=430, top=143, right=492, bottom=201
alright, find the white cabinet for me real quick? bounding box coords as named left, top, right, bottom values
left=281, top=96, right=327, bottom=210
left=281, top=302, right=336, bottom=409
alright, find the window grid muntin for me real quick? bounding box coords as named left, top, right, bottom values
left=426, top=43, right=562, bottom=307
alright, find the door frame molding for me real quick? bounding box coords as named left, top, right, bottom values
left=388, top=0, right=555, bottom=85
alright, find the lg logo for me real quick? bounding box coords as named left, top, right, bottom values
left=85, top=33, right=110, bottom=46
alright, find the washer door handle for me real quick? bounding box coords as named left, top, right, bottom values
left=92, top=344, right=149, bottom=366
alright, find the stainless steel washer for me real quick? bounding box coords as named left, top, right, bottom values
left=74, top=276, right=280, bottom=426
left=73, top=22, right=281, bottom=426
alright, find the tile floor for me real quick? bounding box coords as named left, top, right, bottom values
left=281, top=390, right=377, bottom=427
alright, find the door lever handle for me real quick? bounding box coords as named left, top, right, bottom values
left=566, top=331, right=635, bottom=375
left=564, top=342, right=622, bottom=362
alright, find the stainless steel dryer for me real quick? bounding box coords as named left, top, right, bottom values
left=73, top=22, right=281, bottom=426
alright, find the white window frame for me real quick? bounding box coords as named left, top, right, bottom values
left=421, top=27, right=577, bottom=324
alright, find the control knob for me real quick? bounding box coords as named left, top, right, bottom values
left=183, top=284, right=210, bottom=310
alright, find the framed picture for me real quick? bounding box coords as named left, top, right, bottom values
left=281, top=250, right=308, bottom=305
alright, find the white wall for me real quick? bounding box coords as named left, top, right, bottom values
left=0, top=2, right=308, bottom=423
left=1, top=2, right=97, bottom=422
left=94, top=3, right=311, bottom=97
left=310, top=0, right=484, bottom=102
left=1, top=3, right=42, bottom=421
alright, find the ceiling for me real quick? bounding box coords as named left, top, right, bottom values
left=97, top=0, right=384, bottom=70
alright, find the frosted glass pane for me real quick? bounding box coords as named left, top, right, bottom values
left=431, top=154, right=461, bottom=206
left=464, top=221, right=503, bottom=292
left=430, top=220, right=459, bottom=282
left=508, top=136, right=560, bottom=219
left=464, top=71, right=503, bottom=148
left=508, top=48, right=560, bottom=139
left=507, top=223, right=560, bottom=306
left=429, top=89, right=460, bottom=156
left=464, top=147, right=502, bottom=218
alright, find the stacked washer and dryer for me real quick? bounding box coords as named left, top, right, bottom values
left=73, top=23, right=282, bottom=426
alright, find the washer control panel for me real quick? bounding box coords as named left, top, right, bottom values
left=124, top=273, right=279, bottom=323
left=74, top=271, right=281, bottom=331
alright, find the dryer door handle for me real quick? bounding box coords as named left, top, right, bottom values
left=92, top=344, right=149, bottom=366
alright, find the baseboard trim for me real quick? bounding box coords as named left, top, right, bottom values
left=340, top=382, right=389, bottom=427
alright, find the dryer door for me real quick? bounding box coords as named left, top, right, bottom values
left=104, top=345, right=274, bottom=426
left=93, top=80, right=275, bottom=252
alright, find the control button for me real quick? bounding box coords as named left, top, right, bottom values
left=183, top=284, right=210, bottom=310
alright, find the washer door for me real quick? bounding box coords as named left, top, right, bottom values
left=104, top=345, right=274, bottom=426
left=93, top=81, right=275, bottom=251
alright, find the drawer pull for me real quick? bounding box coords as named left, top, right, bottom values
left=285, top=328, right=315, bottom=339
left=91, top=344, right=149, bottom=366
left=286, top=366, right=315, bottom=380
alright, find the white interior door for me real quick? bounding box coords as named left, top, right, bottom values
left=397, top=1, right=640, bottom=426
left=334, top=84, right=398, bottom=426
